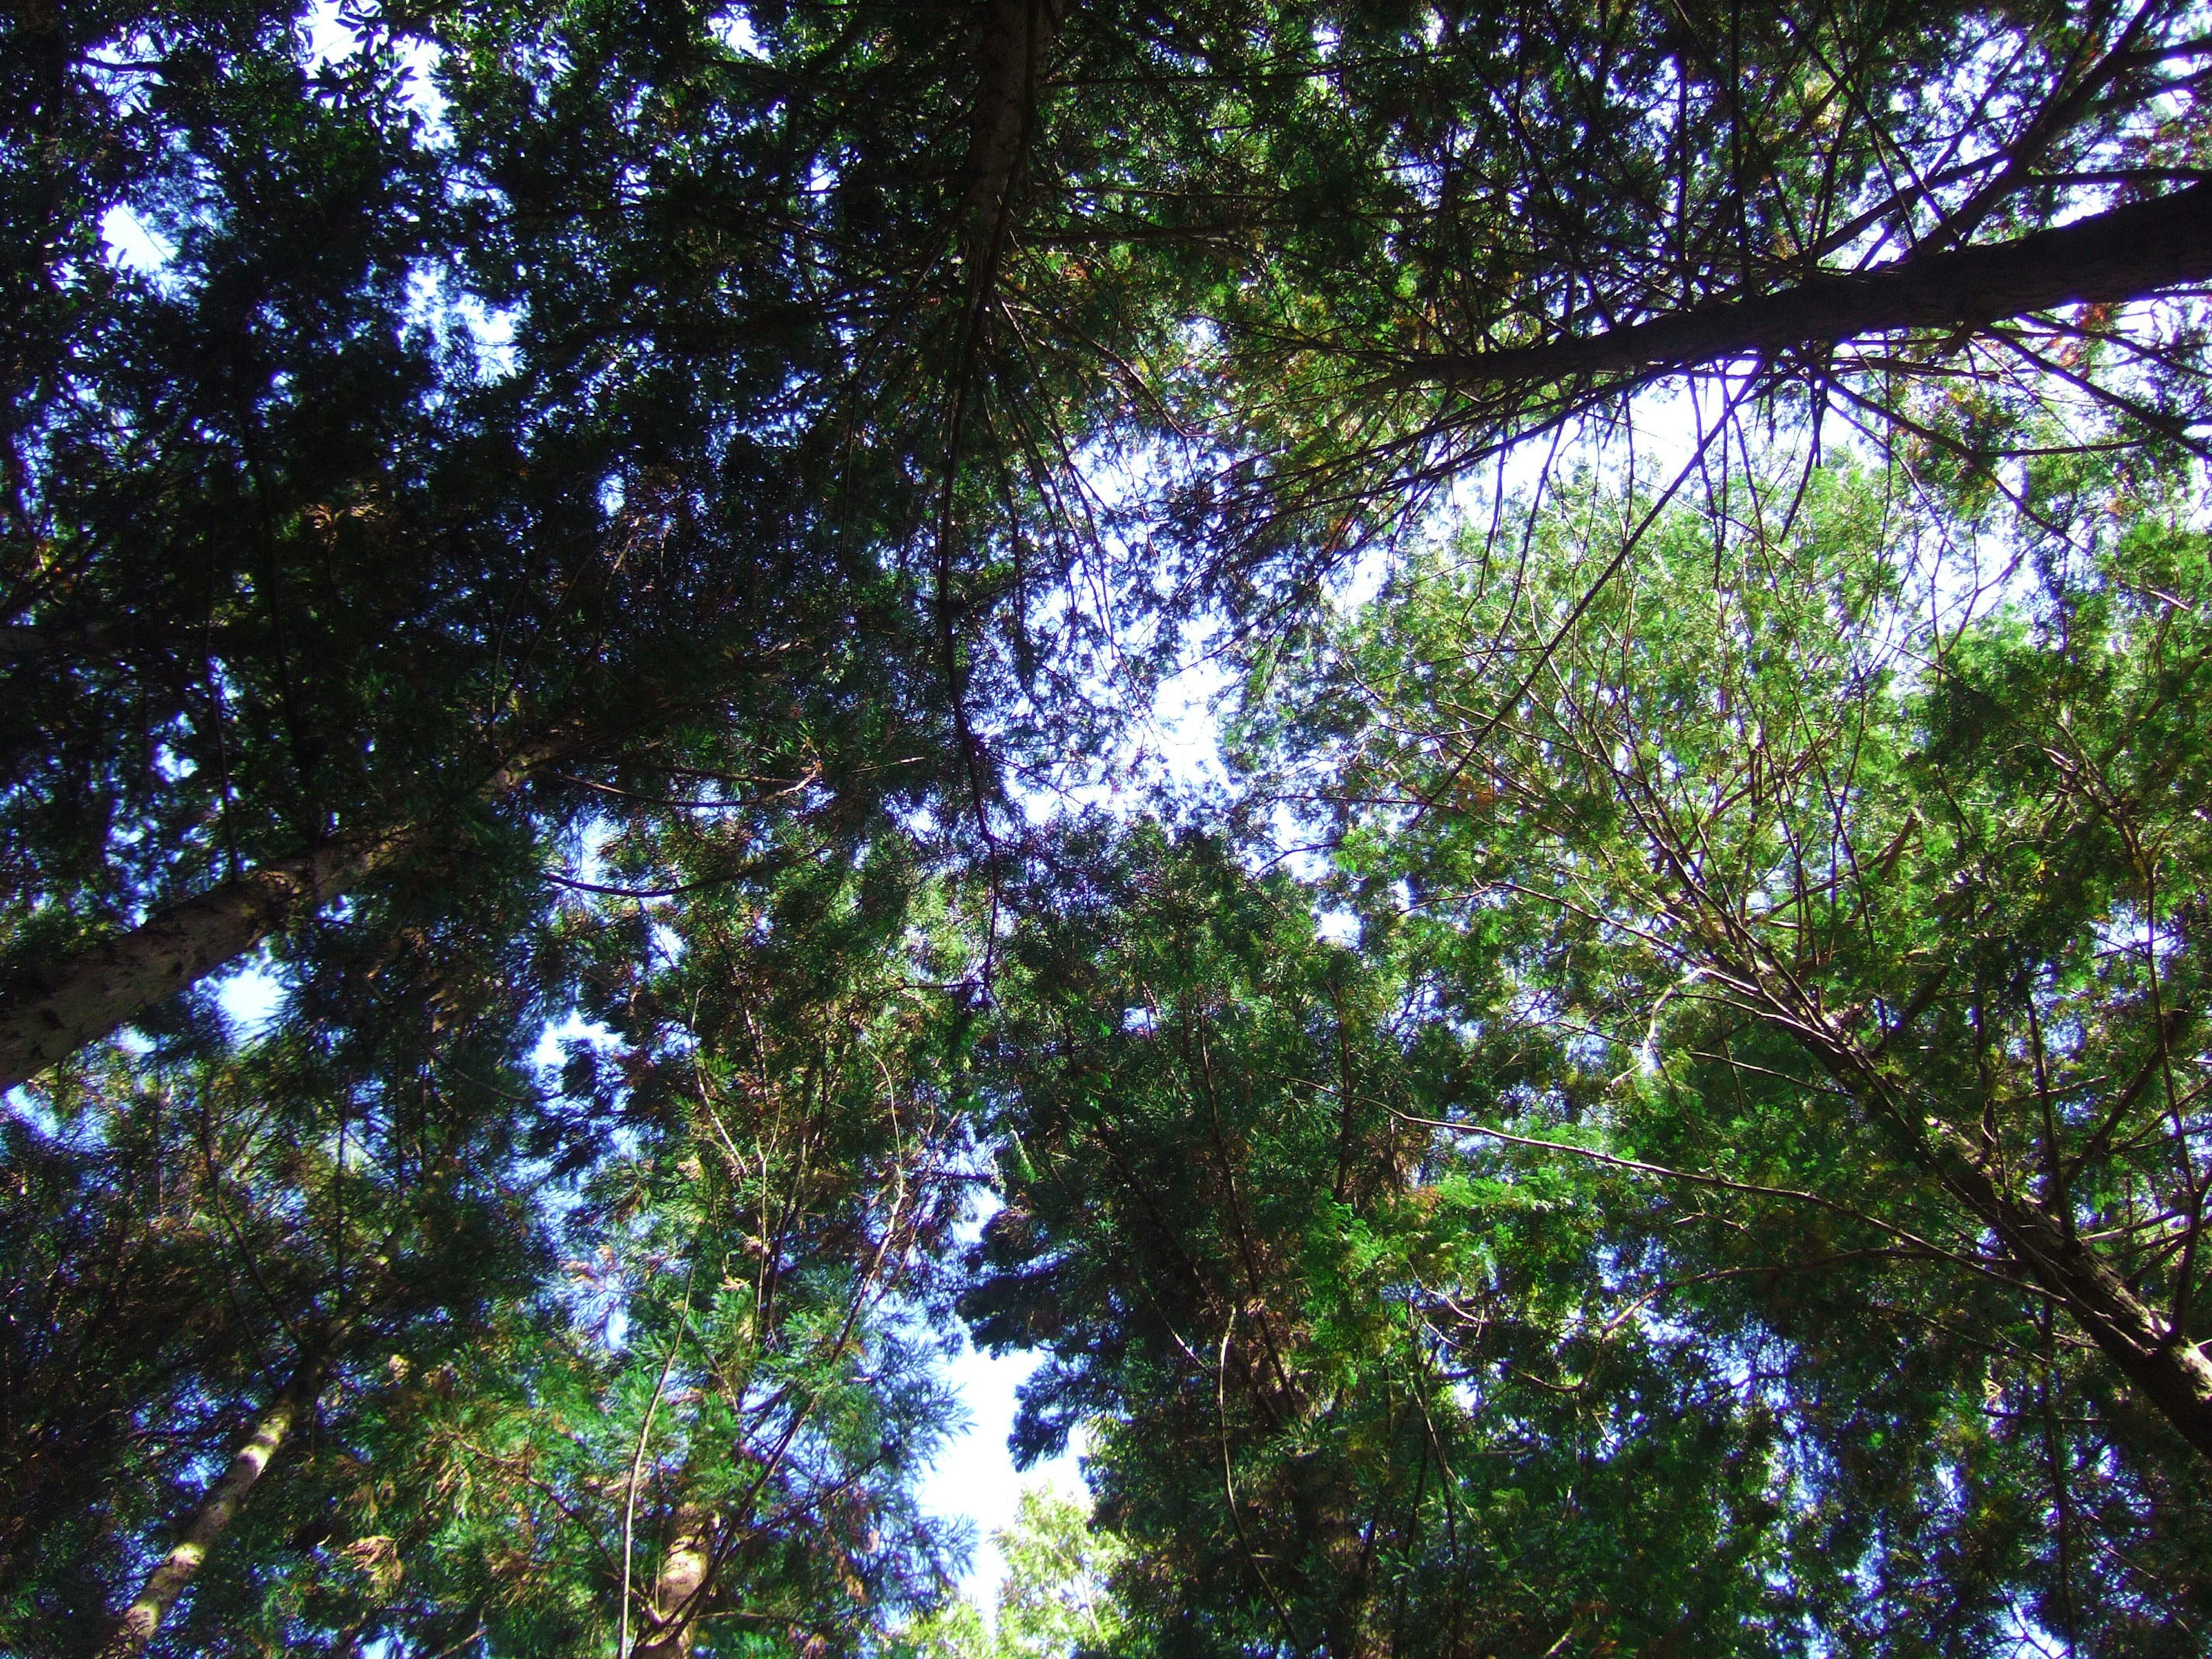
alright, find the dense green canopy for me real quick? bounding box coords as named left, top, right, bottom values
left=4, top=1, right=2212, bottom=1655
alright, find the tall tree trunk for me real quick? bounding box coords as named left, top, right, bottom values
left=632, top=1505, right=716, bottom=1659
left=94, top=1356, right=321, bottom=1659
left=0, top=740, right=560, bottom=1093
left=957, top=0, right=1062, bottom=258
left=1397, top=181, right=2212, bottom=393
left=934, top=0, right=1064, bottom=841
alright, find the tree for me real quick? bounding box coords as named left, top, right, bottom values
left=1247, top=448, right=2212, bottom=1646
left=904, top=1485, right=1130, bottom=1659
left=2, top=7, right=1069, bottom=1648
left=1, top=906, right=555, bottom=1656
left=965, top=822, right=1926, bottom=1658
left=17, top=0, right=2212, bottom=1092
left=213, top=790, right=973, bottom=1656
left=0, top=0, right=1057, bottom=1091
left=15, top=3, right=2212, bottom=1653
left=1151, top=0, right=2212, bottom=581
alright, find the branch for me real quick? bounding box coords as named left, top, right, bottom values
left=1395, top=1108, right=2059, bottom=1301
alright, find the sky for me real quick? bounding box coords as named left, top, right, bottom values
left=916, top=1332, right=1089, bottom=1605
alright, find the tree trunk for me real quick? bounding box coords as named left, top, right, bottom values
left=1927, top=1120, right=2212, bottom=1462
left=95, top=1356, right=321, bottom=1659
left=1400, top=181, right=2212, bottom=393
left=632, top=1505, right=716, bottom=1659
left=957, top=0, right=1063, bottom=257
left=0, top=739, right=562, bottom=1093
left=0, top=838, right=389, bottom=1095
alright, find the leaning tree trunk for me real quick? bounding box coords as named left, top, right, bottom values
left=1926, top=1120, right=2212, bottom=1463
left=0, top=836, right=394, bottom=1095
left=95, top=1355, right=323, bottom=1659
left=632, top=1505, right=717, bottom=1659
left=1812, top=1019, right=2212, bottom=1466
left=0, top=739, right=562, bottom=1093
left=1397, top=180, right=2212, bottom=394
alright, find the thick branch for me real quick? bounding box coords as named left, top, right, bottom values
left=632, top=1504, right=717, bottom=1659
left=0, top=839, right=383, bottom=1096
left=935, top=0, right=1065, bottom=851
left=957, top=0, right=1064, bottom=262
left=1926, top=1118, right=2212, bottom=1462
left=1402, top=183, right=2212, bottom=394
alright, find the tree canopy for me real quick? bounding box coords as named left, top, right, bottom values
left=5, top=2, right=2212, bottom=1655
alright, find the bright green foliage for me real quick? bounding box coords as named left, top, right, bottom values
left=1, top=901, right=552, bottom=1653
left=1240, top=452, right=2212, bottom=1650
left=967, top=824, right=1850, bottom=1657
left=904, top=1486, right=1128, bottom=1659
left=991, top=1488, right=1127, bottom=1659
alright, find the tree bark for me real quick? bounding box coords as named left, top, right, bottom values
left=1926, top=1119, right=2212, bottom=1462
left=632, top=1504, right=716, bottom=1659
left=957, top=0, right=1063, bottom=259
left=0, top=838, right=390, bottom=1095
left=0, top=740, right=561, bottom=1094
left=1400, top=181, right=2212, bottom=393
left=95, top=1355, right=321, bottom=1659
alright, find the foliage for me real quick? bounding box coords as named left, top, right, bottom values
left=1238, top=450, right=2212, bottom=1651
left=966, top=824, right=1835, bottom=1657
left=7, top=3, right=2212, bottom=1656
left=903, top=1486, right=1128, bottom=1659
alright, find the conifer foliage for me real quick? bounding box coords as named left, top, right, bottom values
left=4, top=1, right=2212, bottom=1655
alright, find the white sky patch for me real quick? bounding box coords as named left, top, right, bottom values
left=215, top=959, right=287, bottom=1039
left=1005, top=640, right=1230, bottom=824
left=1003, top=447, right=1239, bottom=820
left=918, top=1338, right=1088, bottom=1609
left=913, top=1183, right=1089, bottom=1611
left=532, top=1008, right=621, bottom=1071
left=709, top=9, right=766, bottom=59
left=1143, top=649, right=1232, bottom=796
left=407, top=262, right=520, bottom=380
left=1315, top=908, right=1360, bottom=946
left=1442, top=370, right=1820, bottom=529
left=99, top=203, right=174, bottom=281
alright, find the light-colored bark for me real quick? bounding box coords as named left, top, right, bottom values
left=1, top=838, right=389, bottom=1094
left=0, top=738, right=564, bottom=1093
left=631, top=1505, right=717, bottom=1659
left=96, top=1358, right=321, bottom=1659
